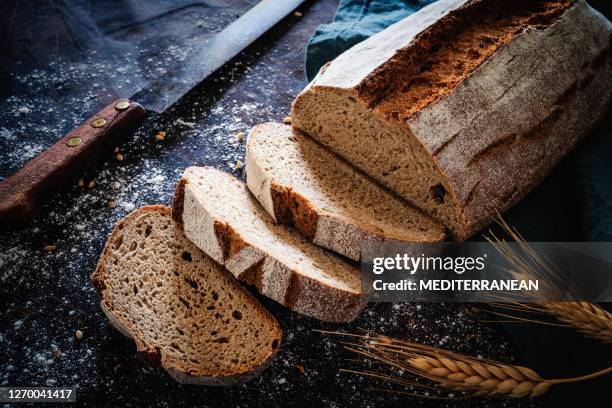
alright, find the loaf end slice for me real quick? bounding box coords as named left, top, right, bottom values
left=91, top=206, right=282, bottom=385
left=245, top=122, right=445, bottom=261
left=172, top=167, right=364, bottom=323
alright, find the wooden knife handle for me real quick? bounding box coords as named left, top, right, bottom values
left=0, top=99, right=146, bottom=229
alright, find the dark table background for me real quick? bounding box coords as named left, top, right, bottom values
left=0, top=1, right=611, bottom=407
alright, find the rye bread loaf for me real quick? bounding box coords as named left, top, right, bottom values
left=292, top=0, right=612, bottom=240
left=172, top=167, right=363, bottom=323
left=91, top=206, right=281, bottom=385
left=245, top=122, right=445, bottom=261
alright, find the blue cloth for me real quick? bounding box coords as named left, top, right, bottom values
left=305, top=0, right=436, bottom=81
left=305, top=0, right=612, bottom=241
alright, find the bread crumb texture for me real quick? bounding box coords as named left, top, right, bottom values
left=246, top=123, right=444, bottom=260
left=92, top=206, right=281, bottom=384
left=177, top=167, right=364, bottom=322
left=182, top=168, right=360, bottom=292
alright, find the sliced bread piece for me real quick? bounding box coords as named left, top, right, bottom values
left=91, top=206, right=281, bottom=385
left=246, top=122, right=445, bottom=261
left=172, top=167, right=363, bottom=323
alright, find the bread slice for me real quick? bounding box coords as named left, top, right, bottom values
left=172, top=167, right=363, bottom=323
left=245, top=122, right=445, bottom=261
left=91, top=206, right=282, bottom=385
left=292, top=0, right=612, bottom=239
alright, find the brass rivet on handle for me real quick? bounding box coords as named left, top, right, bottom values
left=114, top=101, right=130, bottom=111
left=66, top=137, right=81, bottom=147
left=91, top=118, right=107, bottom=128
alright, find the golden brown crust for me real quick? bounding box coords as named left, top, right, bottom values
left=270, top=183, right=319, bottom=240
left=358, top=0, right=575, bottom=120
left=238, top=258, right=266, bottom=291
left=213, top=221, right=248, bottom=262
left=171, top=178, right=187, bottom=227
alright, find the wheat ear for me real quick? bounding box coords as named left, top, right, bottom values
left=487, top=217, right=612, bottom=344
left=541, top=302, right=612, bottom=344
left=328, top=332, right=612, bottom=399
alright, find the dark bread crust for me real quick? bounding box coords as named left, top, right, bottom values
left=237, top=258, right=266, bottom=291
left=91, top=206, right=282, bottom=386
left=213, top=220, right=250, bottom=262
left=356, top=0, right=575, bottom=116
left=425, top=3, right=612, bottom=238
left=270, top=184, right=319, bottom=240
left=230, top=244, right=362, bottom=318
left=171, top=177, right=187, bottom=228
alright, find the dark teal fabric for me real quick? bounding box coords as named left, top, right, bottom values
left=572, top=117, right=612, bottom=241
left=305, top=0, right=436, bottom=81
left=305, top=0, right=612, bottom=241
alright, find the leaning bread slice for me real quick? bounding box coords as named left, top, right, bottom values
left=91, top=206, right=281, bottom=385
left=246, top=122, right=445, bottom=261
left=172, top=167, right=363, bottom=323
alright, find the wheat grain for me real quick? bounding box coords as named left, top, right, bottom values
left=406, top=353, right=551, bottom=398
left=345, top=335, right=551, bottom=398
left=331, top=332, right=612, bottom=399
left=542, top=302, right=612, bottom=344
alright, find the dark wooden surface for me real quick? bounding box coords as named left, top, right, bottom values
left=0, top=1, right=610, bottom=407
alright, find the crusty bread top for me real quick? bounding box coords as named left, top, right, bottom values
left=246, top=123, right=445, bottom=255
left=91, top=206, right=281, bottom=385
left=178, top=167, right=361, bottom=293
left=309, top=0, right=468, bottom=91
left=403, top=0, right=611, bottom=235
left=306, top=0, right=576, bottom=115
left=294, top=0, right=611, bottom=239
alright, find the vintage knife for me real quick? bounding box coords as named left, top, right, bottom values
left=0, top=0, right=305, bottom=229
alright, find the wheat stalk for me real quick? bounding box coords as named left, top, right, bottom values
left=487, top=217, right=612, bottom=344
left=330, top=332, right=612, bottom=399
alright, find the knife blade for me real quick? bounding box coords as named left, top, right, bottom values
left=134, top=0, right=306, bottom=113
left=0, top=0, right=305, bottom=229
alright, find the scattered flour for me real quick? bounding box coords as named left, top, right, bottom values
left=18, top=106, right=31, bottom=116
